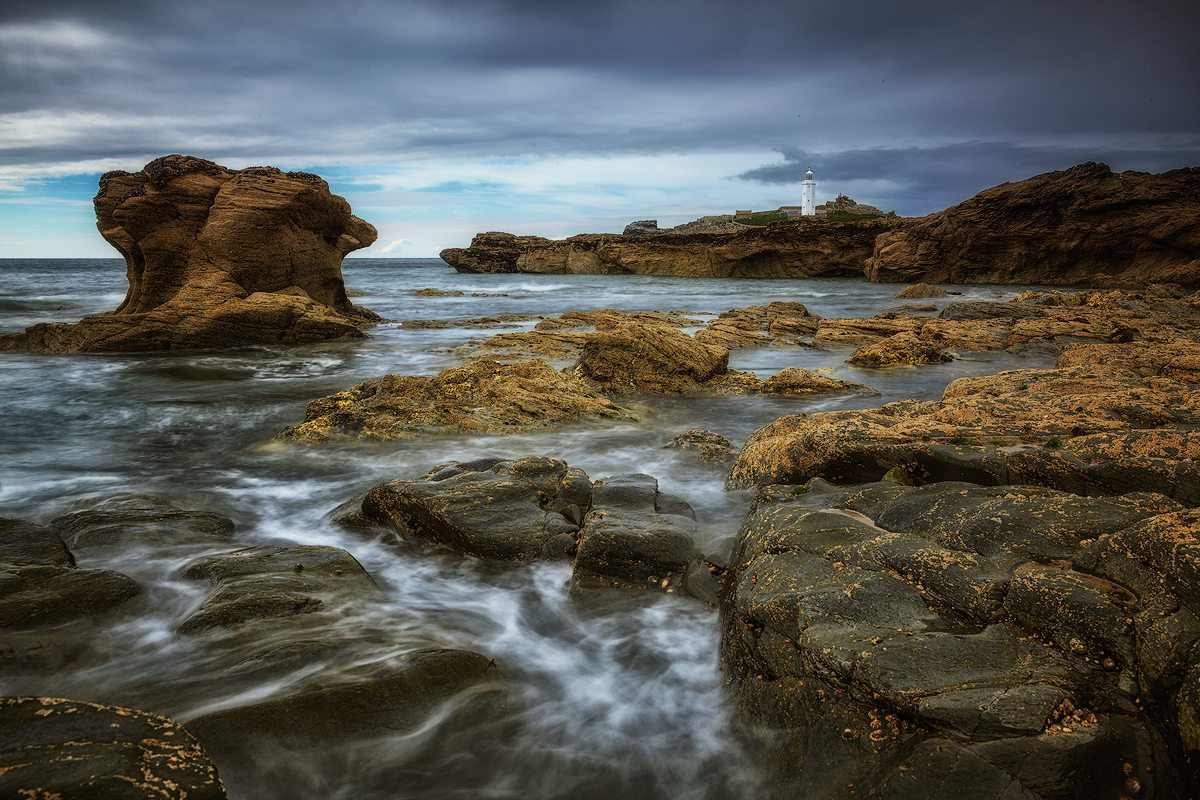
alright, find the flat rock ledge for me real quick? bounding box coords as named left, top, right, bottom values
left=722, top=478, right=1197, bottom=797
left=727, top=342, right=1200, bottom=507
left=0, top=155, right=380, bottom=353
left=813, top=287, right=1200, bottom=354
left=275, top=359, right=634, bottom=444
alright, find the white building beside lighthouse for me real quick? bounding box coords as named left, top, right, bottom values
left=801, top=170, right=816, bottom=216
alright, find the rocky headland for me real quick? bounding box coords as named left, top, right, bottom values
left=866, top=163, right=1200, bottom=287
left=0, top=155, right=380, bottom=353
left=442, top=164, right=1200, bottom=287
left=440, top=218, right=900, bottom=278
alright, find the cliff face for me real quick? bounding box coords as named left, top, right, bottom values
left=441, top=218, right=904, bottom=279
left=2, top=155, right=379, bottom=353
left=865, top=163, right=1200, bottom=287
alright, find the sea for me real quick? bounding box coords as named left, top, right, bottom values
left=0, top=257, right=1054, bottom=799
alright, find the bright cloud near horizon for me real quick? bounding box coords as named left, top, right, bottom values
left=1, top=0, right=1198, bottom=259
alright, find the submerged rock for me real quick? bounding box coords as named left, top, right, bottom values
left=185, top=647, right=508, bottom=793
left=413, top=288, right=465, bottom=296
left=664, top=429, right=737, bottom=463
left=0, top=517, right=139, bottom=634
left=178, top=545, right=385, bottom=634
left=0, top=696, right=227, bottom=799
left=49, top=495, right=236, bottom=549
left=721, top=480, right=1191, bottom=797
left=0, top=155, right=379, bottom=353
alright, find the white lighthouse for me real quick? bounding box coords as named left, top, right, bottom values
left=801, top=170, right=816, bottom=216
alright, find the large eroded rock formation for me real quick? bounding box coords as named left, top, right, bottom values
left=0, top=155, right=380, bottom=353
left=866, top=163, right=1200, bottom=287
left=440, top=218, right=901, bottom=278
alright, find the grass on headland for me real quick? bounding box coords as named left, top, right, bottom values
left=737, top=211, right=885, bottom=226
left=736, top=213, right=789, bottom=226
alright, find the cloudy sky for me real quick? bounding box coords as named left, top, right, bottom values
left=2, top=0, right=1197, bottom=258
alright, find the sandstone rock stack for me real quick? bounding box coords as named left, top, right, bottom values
left=0, top=155, right=380, bottom=353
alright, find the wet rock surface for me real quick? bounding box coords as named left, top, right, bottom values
left=49, top=495, right=236, bottom=549
left=719, top=288, right=1200, bottom=796
left=0, top=696, right=227, bottom=799
left=178, top=545, right=387, bottom=634
left=350, top=456, right=591, bottom=561
left=0, top=517, right=139, bottom=636
left=572, top=472, right=705, bottom=598
left=337, top=456, right=716, bottom=602
left=721, top=478, right=1196, bottom=798
left=664, top=429, right=738, bottom=463
left=0, top=155, right=379, bottom=353
left=186, top=647, right=510, bottom=795
left=0, top=493, right=516, bottom=798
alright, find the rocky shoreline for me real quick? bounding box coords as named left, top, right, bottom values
left=441, top=164, right=1200, bottom=288
left=5, top=156, right=1200, bottom=798
left=6, top=279, right=1200, bottom=797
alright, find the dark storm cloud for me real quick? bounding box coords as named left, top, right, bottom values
left=1, top=0, right=1198, bottom=200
